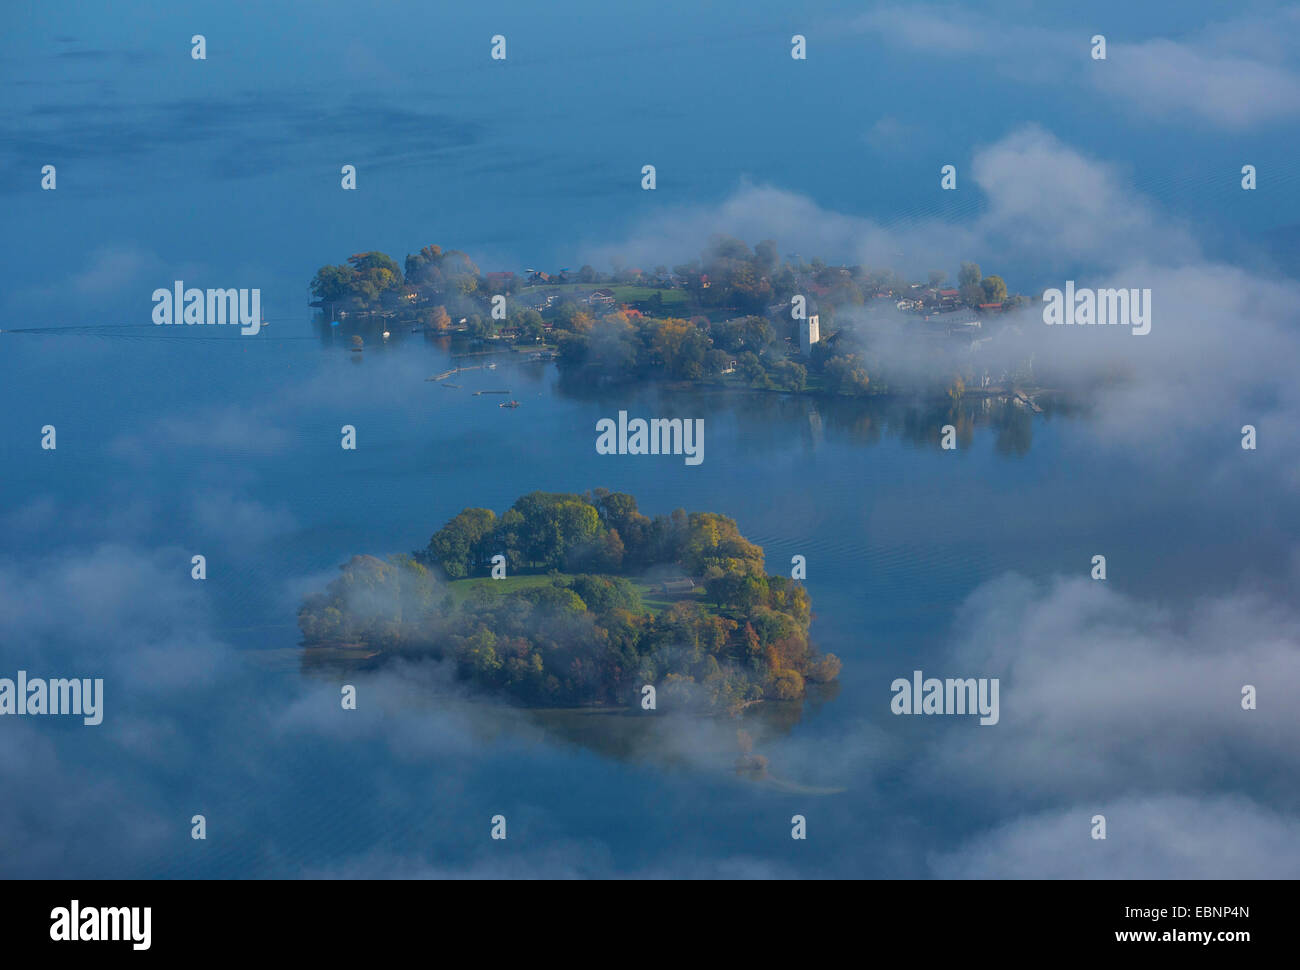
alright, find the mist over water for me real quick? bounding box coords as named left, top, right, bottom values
left=4, top=326, right=1294, bottom=877
left=3, top=0, right=1298, bottom=878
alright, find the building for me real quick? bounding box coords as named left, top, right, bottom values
left=660, top=578, right=696, bottom=595
left=521, top=293, right=556, bottom=312
left=800, top=313, right=820, bottom=356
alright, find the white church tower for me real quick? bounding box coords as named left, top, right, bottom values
left=800, top=313, right=820, bottom=356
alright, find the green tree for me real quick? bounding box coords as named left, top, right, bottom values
left=427, top=508, right=497, bottom=578
left=345, top=252, right=404, bottom=307
left=824, top=354, right=871, bottom=396
left=770, top=668, right=805, bottom=700
left=771, top=360, right=807, bottom=391
left=980, top=275, right=1007, bottom=304
left=737, top=352, right=767, bottom=386
left=958, top=262, right=983, bottom=307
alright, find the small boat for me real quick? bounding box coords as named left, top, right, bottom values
left=499, top=400, right=520, bottom=409
left=486, top=362, right=497, bottom=370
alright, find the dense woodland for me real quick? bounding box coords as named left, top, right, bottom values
left=298, top=489, right=841, bottom=712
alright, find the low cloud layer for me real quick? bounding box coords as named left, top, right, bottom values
left=589, top=124, right=1300, bottom=484
left=853, top=6, right=1300, bottom=129
left=933, top=794, right=1300, bottom=879
left=920, top=574, right=1300, bottom=803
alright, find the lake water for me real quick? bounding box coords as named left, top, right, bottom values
left=3, top=323, right=1294, bottom=878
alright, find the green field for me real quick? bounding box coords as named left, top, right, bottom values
left=607, top=285, right=689, bottom=306
left=446, top=572, right=699, bottom=614
left=445, top=572, right=563, bottom=604
left=526, top=282, right=690, bottom=309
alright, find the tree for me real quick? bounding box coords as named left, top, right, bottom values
left=311, top=252, right=404, bottom=310
left=569, top=575, right=638, bottom=613
left=704, top=234, right=751, bottom=263
left=824, top=354, right=871, bottom=396
left=517, top=313, right=545, bottom=343
left=311, top=264, right=356, bottom=304
left=405, top=245, right=480, bottom=292
left=345, top=252, right=404, bottom=307
left=507, top=492, right=602, bottom=569
left=771, top=360, right=807, bottom=391
left=753, top=239, right=779, bottom=273
left=980, top=275, right=1007, bottom=304
left=300, top=488, right=841, bottom=711
left=458, top=628, right=503, bottom=684
left=404, top=244, right=444, bottom=282
left=682, top=512, right=765, bottom=578
left=806, top=653, right=842, bottom=683
left=646, top=318, right=710, bottom=379
left=928, top=270, right=947, bottom=289
left=427, top=508, right=497, bottom=577
left=737, top=352, right=767, bottom=386
left=770, top=668, right=805, bottom=700
left=957, top=263, right=982, bottom=306
left=713, top=316, right=774, bottom=354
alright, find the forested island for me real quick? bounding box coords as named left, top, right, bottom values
left=298, top=489, right=840, bottom=714
left=311, top=236, right=1048, bottom=402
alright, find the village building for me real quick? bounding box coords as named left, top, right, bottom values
left=660, top=578, right=696, bottom=595
left=587, top=288, right=616, bottom=310
left=800, top=313, right=820, bottom=356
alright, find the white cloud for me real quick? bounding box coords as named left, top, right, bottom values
left=912, top=573, right=1300, bottom=802
left=588, top=125, right=1196, bottom=276
left=1094, top=39, right=1300, bottom=128
left=71, top=244, right=160, bottom=295
left=589, top=125, right=1300, bottom=482
left=933, top=794, right=1300, bottom=878
left=853, top=6, right=1300, bottom=128
left=108, top=405, right=292, bottom=459
left=0, top=544, right=231, bottom=690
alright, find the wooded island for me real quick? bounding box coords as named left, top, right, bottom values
left=298, top=489, right=841, bottom=713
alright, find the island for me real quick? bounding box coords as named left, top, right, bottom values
left=310, top=237, right=1059, bottom=404
left=298, top=489, right=841, bottom=714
